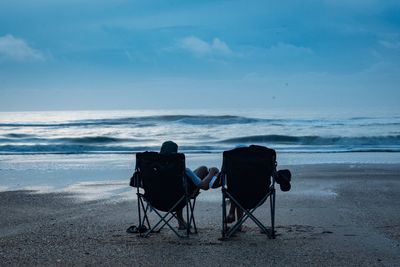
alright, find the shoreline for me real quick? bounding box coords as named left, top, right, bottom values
left=1, top=160, right=400, bottom=194
left=1, top=164, right=400, bottom=266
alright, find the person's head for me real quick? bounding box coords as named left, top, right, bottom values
left=160, top=141, right=178, bottom=154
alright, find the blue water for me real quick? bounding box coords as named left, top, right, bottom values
left=0, top=109, right=399, bottom=155
left=1, top=109, right=399, bottom=192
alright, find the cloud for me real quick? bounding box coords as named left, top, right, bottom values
left=323, top=0, right=379, bottom=8
left=178, top=36, right=232, bottom=57
left=379, top=40, right=400, bottom=50
left=0, top=34, right=44, bottom=61
left=265, top=42, right=314, bottom=57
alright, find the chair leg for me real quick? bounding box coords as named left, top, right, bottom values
left=223, top=191, right=273, bottom=239
left=222, top=189, right=227, bottom=238
left=270, top=188, right=276, bottom=238
left=140, top=203, right=151, bottom=230
left=137, top=192, right=142, bottom=232
left=137, top=194, right=152, bottom=237
left=141, top=195, right=187, bottom=238
left=137, top=194, right=198, bottom=238
left=143, top=209, right=184, bottom=238
left=189, top=198, right=198, bottom=234
left=152, top=212, right=175, bottom=233
left=186, top=196, right=190, bottom=237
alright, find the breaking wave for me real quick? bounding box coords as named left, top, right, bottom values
left=1, top=112, right=399, bottom=154
left=219, top=135, right=400, bottom=146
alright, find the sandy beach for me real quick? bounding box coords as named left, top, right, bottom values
left=1, top=163, right=399, bottom=266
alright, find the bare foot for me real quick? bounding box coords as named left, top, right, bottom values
left=199, top=167, right=219, bottom=190
left=237, top=209, right=244, bottom=221
left=176, top=209, right=187, bottom=230
left=226, top=213, right=235, bottom=223
left=178, top=223, right=187, bottom=230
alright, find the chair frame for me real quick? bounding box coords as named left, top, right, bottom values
left=133, top=155, right=198, bottom=238
left=221, top=155, right=277, bottom=240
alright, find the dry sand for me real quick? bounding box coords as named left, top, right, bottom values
left=1, top=164, right=400, bottom=266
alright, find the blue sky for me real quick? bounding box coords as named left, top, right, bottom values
left=0, top=0, right=399, bottom=111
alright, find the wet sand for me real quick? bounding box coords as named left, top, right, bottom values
left=1, top=164, right=400, bottom=266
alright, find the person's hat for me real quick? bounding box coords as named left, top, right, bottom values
left=160, top=141, right=178, bottom=154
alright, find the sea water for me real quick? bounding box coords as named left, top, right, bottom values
left=0, top=108, right=399, bottom=193
left=1, top=108, right=399, bottom=154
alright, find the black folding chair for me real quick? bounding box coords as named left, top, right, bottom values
left=220, top=145, right=277, bottom=239
left=132, top=152, right=198, bottom=238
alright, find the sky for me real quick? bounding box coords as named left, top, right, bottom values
left=0, top=0, right=400, bottom=111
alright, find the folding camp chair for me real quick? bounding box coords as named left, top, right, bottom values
left=220, top=145, right=277, bottom=239
left=132, top=152, right=198, bottom=238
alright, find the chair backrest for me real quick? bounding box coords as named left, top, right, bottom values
left=136, top=152, right=187, bottom=212
left=222, top=145, right=276, bottom=209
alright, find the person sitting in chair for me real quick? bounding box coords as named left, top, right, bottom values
left=225, top=145, right=292, bottom=226
left=160, top=141, right=219, bottom=229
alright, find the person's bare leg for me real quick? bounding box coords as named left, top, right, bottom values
left=193, top=166, right=208, bottom=179
left=176, top=209, right=186, bottom=230
left=227, top=203, right=236, bottom=223
left=197, top=167, right=219, bottom=190
left=176, top=166, right=209, bottom=229
left=236, top=208, right=244, bottom=221
left=236, top=207, right=244, bottom=231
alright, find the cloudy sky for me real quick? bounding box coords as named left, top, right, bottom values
left=0, top=0, right=399, bottom=111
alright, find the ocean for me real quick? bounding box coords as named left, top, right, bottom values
left=0, top=108, right=399, bottom=193
left=0, top=109, right=399, bottom=155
